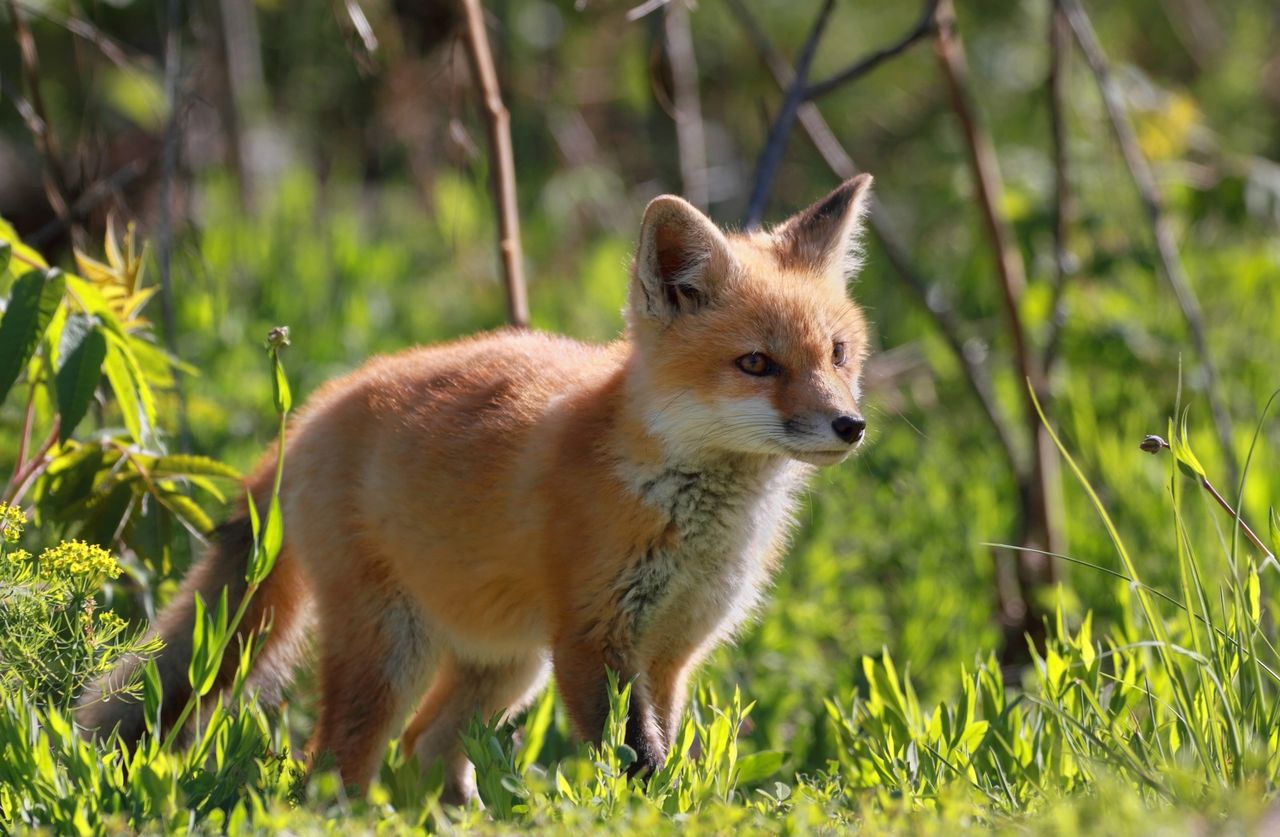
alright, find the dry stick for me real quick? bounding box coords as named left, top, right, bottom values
left=158, top=0, right=191, bottom=451
left=1042, top=0, right=1072, bottom=375
left=933, top=0, right=1063, bottom=603
left=663, top=1, right=708, bottom=211
left=6, top=0, right=83, bottom=249
left=1061, top=0, right=1238, bottom=489
left=803, top=0, right=940, bottom=101
left=28, top=157, right=149, bottom=248
left=9, top=0, right=135, bottom=69
left=743, top=0, right=834, bottom=230
left=460, top=0, right=529, bottom=328
left=723, top=0, right=1022, bottom=479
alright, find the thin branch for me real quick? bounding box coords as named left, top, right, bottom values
left=8, top=0, right=138, bottom=69
left=663, top=0, right=708, bottom=210
left=158, top=0, right=191, bottom=451
left=1042, top=0, right=1072, bottom=375
left=933, top=0, right=1062, bottom=569
left=27, top=157, right=150, bottom=248
left=1060, top=0, right=1238, bottom=489
left=460, top=0, right=529, bottom=328
left=724, top=0, right=1023, bottom=479
left=803, top=0, right=940, bottom=101
left=6, top=0, right=83, bottom=249
left=3, top=418, right=60, bottom=506
left=743, top=0, right=835, bottom=230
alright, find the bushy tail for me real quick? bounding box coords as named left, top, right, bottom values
left=76, top=502, right=310, bottom=746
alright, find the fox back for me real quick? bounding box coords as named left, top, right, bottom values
left=77, top=175, right=876, bottom=804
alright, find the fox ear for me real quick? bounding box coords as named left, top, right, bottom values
left=632, top=195, right=735, bottom=322
left=774, top=174, right=873, bottom=291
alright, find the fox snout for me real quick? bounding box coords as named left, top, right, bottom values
left=831, top=414, right=866, bottom=445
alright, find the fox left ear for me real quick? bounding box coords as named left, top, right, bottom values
left=774, top=174, right=873, bottom=292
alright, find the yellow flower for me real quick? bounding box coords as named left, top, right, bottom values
left=0, top=503, right=26, bottom=543
left=98, top=610, right=127, bottom=633
left=37, top=540, right=122, bottom=584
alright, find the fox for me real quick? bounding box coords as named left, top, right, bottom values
left=77, top=174, right=875, bottom=803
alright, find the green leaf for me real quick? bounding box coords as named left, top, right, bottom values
left=0, top=240, right=10, bottom=275
left=959, top=720, right=990, bottom=752
left=55, top=325, right=107, bottom=440
left=161, top=490, right=215, bottom=535
left=248, top=495, right=283, bottom=586
left=142, top=659, right=163, bottom=735
left=151, top=454, right=241, bottom=481
left=189, top=593, right=212, bottom=694
left=0, top=269, right=65, bottom=405
left=272, top=355, right=291, bottom=414
left=1248, top=566, right=1261, bottom=623
left=102, top=339, right=147, bottom=446
left=734, top=750, right=786, bottom=785
left=554, top=768, right=578, bottom=803
left=1270, top=507, right=1279, bottom=561
left=1168, top=411, right=1207, bottom=481
left=100, top=328, right=157, bottom=447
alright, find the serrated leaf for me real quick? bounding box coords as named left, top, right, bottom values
left=152, top=455, right=241, bottom=481
left=102, top=339, right=147, bottom=445
left=55, top=325, right=106, bottom=440
left=0, top=269, right=65, bottom=404
left=0, top=218, right=48, bottom=269
left=100, top=328, right=157, bottom=446
left=161, top=490, right=215, bottom=535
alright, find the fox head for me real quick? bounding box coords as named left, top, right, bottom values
left=627, top=175, right=873, bottom=467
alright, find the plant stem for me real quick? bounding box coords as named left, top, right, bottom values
left=1199, top=476, right=1274, bottom=560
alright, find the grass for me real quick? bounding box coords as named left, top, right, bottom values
left=1, top=168, right=1278, bottom=833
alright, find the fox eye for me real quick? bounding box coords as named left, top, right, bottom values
left=735, top=352, right=778, bottom=377
left=832, top=341, right=848, bottom=367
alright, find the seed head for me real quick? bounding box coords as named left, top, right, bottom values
left=1140, top=435, right=1170, bottom=455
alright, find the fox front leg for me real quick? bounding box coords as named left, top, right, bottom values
left=552, top=634, right=667, bottom=778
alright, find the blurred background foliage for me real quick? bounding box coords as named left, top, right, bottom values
left=1, top=0, right=1278, bottom=772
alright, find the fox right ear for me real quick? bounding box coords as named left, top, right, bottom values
left=632, top=196, right=734, bottom=322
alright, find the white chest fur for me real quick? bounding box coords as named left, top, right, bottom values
left=612, top=457, right=809, bottom=659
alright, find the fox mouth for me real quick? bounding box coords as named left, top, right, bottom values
left=786, top=446, right=855, bottom=466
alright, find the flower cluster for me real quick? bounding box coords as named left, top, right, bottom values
left=1, top=503, right=26, bottom=543
left=36, top=540, right=121, bottom=585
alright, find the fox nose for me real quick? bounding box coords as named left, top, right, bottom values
left=831, top=415, right=866, bottom=444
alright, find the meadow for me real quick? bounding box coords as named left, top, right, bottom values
left=2, top=0, right=1279, bottom=833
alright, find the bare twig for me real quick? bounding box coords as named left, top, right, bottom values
left=460, top=0, right=529, bottom=328
left=3, top=418, right=60, bottom=506
left=743, top=0, right=835, bottom=229
left=724, top=0, right=1022, bottom=479
left=1042, top=0, right=1073, bottom=376
left=803, top=0, right=940, bottom=100
left=6, top=0, right=83, bottom=249
left=663, top=0, right=708, bottom=210
left=933, top=0, right=1062, bottom=593
left=1061, top=0, right=1238, bottom=488
left=158, top=0, right=191, bottom=451
left=9, top=0, right=138, bottom=69
left=27, top=157, right=150, bottom=248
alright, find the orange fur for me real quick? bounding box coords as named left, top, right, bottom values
left=77, top=175, right=876, bottom=801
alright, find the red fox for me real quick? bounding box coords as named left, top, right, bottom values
left=78, top=175, right=874, bottom=802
